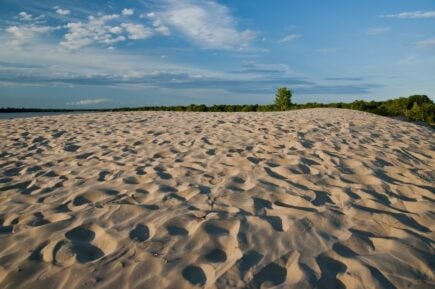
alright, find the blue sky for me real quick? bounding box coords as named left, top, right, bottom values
left=0, top=0, right=434, bottom=108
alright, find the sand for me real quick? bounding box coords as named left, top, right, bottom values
left=0, top=108, right=434, bottom=289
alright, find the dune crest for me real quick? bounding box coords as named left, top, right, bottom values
left=0, top=109, right=434, bottom=289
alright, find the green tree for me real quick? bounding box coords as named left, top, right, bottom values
left=406, top=95, right=432, bottom=109
left=274, top=87, right=292, bottom=111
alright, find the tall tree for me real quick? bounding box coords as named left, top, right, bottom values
left=275, top=87, right=292, bottom=111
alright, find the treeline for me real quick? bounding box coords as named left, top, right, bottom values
left=293, top=95, right=434, bottom=125
left=1, top=95, right=433, bottom=126
left=111, top=94, right=434, bottom=125
left=111, top=104, right=278, bottom=112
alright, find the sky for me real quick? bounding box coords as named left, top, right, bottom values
left=0, top=0, right=434, bottom=108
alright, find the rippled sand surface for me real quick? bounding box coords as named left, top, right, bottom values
left=0, top=109, right=434, bottom=289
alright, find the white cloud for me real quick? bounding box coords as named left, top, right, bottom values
left=16, top=12, right=45, bottom=23
left=60, top=14, right=126, bottom=49
left=103, top=35, right=127, bottom=45
left=415, top=38, right=435, bottom=48
left=56, top=8, right=70, bottom=16
left=18, top=11, right=33, bottom=21
left=6, top=24, right=54, bottom=46
left=67, top=98, right=109, bottom=105
left=150, top=0, right=255, bottom=49
left=154, top=25, right=170, bottom=36
left=146, top=12, right=170, bottom=36
left=381, top=10, right=435, bottom=19
left=11, top=3, right=254, bottom=51
left=366, top=27, right=390, bottom=35
left=60, top=13, right=158, bottom=49
left=278, top=34, right=302, bottom=43
left=121, top=23, right=153, bottom=40
left=109, top=26, right=123, bottom=34
left=122, top=8, right=134, bottom=16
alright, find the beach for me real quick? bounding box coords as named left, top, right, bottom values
left=0, top=108, right=434, bottom=289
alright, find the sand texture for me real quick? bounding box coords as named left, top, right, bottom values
left=0, top=109, right=434, bottom=289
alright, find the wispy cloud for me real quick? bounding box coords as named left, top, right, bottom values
left=366, top=27, right=390, bottom=35
left=415, top=38, right=435, bottom=48
left=232, top=62, right=292, bottom=75
left=381, top=10, right=435, bottom=19
left=278, top=34, right=302, bottom=43
left=295, top=84, right=382, bottom=95
left=67, top=98, right=109, bottom=105
left=0, top=40, right=227, bottom=89
left=325, top=77, right=365, bottom=81
left=148, top=0, right=256, bottom=50
left=397, top=55, right=416, bottom=65
left=0, top=40, right=381, bottom=96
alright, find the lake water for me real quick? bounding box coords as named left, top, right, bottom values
left=0, top=112, right=93, bottom=120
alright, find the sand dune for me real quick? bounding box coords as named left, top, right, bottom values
left=0, top=109, right=434, bottom=289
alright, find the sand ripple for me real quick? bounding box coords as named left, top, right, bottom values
left=0, top=109, right=434, bottom=289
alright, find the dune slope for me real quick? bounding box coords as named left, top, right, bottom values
left=0, top=109, right=434, bottom=289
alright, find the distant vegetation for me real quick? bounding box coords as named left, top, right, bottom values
left=294, top=94, right=434, bottom=126
left=110, top=92, right=435, bottom=126
left=1, top=90, right=433, bottom=126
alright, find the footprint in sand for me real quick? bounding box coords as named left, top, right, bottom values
left=166, top=225, right=188, bottom=236
left=129, top=224, right=149, bottom=242
left=203, top=223, right=229, bottom=236
left=73, top=190, right=113, bottom=206
left=64, top=144, right=80, bottom=152
left=253, top=262, right=287, bottom=287
left=238, top=250, right=263, bottom=273
left=123, top=176, right=140, bottom=185
left=315, top=255, right=347, bottom=289
left=204, top=248, right=227, bottom=263
left=66, top=226, right=95, bottom=242
left=28, top=213, right=50, bottom=227
left=182, top=265, right=207, bottom=286
left=51, top=130, right=66, bottom=138
left=0, top=225, right=13, bottom=234
left=76, top=152, right=93, bottom=160
left=98, top=170, right=110, bottom=181
left=261, top=216, right=284, bottom=232
left=57, top=226, right=105, bottom=265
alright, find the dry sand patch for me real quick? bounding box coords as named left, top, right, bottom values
left=0, top=109, right=434, bottom=289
